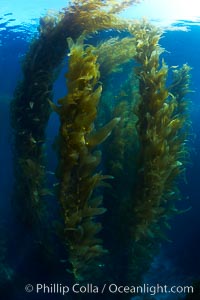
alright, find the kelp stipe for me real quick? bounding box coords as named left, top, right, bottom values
left=53, top=35, right=119, bottom=282
left=10, top=14, right=70, bottom=229
left=102, top=78, right=140, bottom=284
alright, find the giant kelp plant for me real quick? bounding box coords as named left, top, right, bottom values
left=10, top=0, right=133, bottom=229
left=128, top=21, right=191, bottom=284
left=9, top=0, right=192, bottom=297
left=53, top=35, right=120, bottom=281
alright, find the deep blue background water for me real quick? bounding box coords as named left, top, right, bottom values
left=161, top=26, right=200, bottom=279
left=0, top=16, right=200, bottom=299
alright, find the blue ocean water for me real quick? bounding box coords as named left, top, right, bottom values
left=0, top=2, right=200, bottom=300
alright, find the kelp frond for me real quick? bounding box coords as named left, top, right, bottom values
left=54, top=35, right=119, bottom=281
left=67, top=0, right=131, bottom=34
left=97, top=37, right=136, bottom=77
left=133, top=21, right=190, bottom=240
left=107, top=0, right=142, bottom=14
left=127, top=20, right=191, bottom=283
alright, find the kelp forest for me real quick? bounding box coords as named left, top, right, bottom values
left=0, top=0, right=192, bottom=299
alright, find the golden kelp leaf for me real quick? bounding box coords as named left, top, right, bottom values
left=87, top=117, right=121, bottom=147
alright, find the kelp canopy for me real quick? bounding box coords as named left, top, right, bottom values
left=9, top=0, right=191, bottom=295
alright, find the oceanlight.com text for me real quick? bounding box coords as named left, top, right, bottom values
left=25, top=283, right=194, bottom=296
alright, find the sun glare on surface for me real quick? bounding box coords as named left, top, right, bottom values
left=120, top=0, right=200, bottom=27
left=1, top=0, right=200, bottom=30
